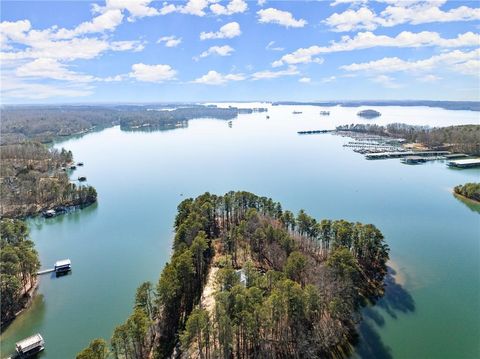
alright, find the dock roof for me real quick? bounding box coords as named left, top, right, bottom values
left=16, top=333, right=44, bottom=351
left=449, top=158, right=480, bottom=165
left=55, top=259, right=71, bottom=267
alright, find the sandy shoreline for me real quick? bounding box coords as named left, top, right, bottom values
left=387, top=259, right=407, bottom=287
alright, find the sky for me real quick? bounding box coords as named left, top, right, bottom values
left=1, top=0, right=479, bottom=103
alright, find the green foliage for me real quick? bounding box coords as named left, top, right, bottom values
left=76, top=339, right=109, bottom=359
left=454, top=182, right=480, bottom=202
left=80, top=191, right=389, bottom=359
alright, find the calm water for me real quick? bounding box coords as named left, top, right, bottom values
left=1, top=105, right=479, bottom=359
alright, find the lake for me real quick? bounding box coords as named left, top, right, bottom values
left=1, top=104, right=479, bottom=359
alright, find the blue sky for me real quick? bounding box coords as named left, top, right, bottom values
left=1, top=0, right=479, bottom=103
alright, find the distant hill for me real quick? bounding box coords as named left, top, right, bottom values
left=273, top=100, right=480, bottom=112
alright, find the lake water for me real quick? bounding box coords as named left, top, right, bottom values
left=1, top=104, right=479, bottom=359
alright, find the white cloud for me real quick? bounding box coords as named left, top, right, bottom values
left=129, top=63, right=177, bottom=82
left=272, top=31, right=480, bottom=67
left=15, top=58, right=95, bottom=82
left=198, top=45, right=235, bottom=58
left=157, top=36, right=182, bottom=47
left=341, top=49, right=480, bottom=77
left=330, top=0, right=367, bottom=6
left=1, top=77, right=94, bottom=100
left=418, top=74, right=442, bottom=82
left=266, top=41, right=284, bottom=51
left=299, top=77, right=311, bottom=83
left=100, top=0, right=159, bottom=21
left=257, top=8, right=307, bottom=28
left=193, top=70, right=245, bottom=85
left=325, top=2, right=480, bottom=32
left=200, top=22, right=241, bottom=40
left=258, top=0, right=267, bottom=6
left=322, top=76, right=336, bottom=83
left=181, top=0, right=210, bottom=16
left=210, top=0, right=248, bottom=15
left=251, top=66, right=299, bottom=80
left=372, top=74, right=401, bottom=88
left=53, top=9, right=124, bottom=39
left=110, top=40, right=145, bottom=52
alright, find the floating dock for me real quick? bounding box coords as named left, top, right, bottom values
left=447, top=158, right=480, bottom=168
left=365, top=151, right=449, bottom=160
left=297, top=130, right=333, bottom=135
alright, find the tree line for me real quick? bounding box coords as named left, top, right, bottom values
left=1, top=218, right=40, bottom=326
left=77, top=191, right=389, bottom=359
left=1, top=142, right=97, bottom=218
left=336, top=123, right=480, bottom=155
left=454, top=183, right=480, bottom=202
left=1, top=105, right=265, bottom=144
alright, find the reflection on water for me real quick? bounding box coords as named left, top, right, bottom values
left=453, top=193, right=480, bottom=214
left=354, top=267, right=415, bottom=359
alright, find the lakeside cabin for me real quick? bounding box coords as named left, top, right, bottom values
left=15, top=333, right=45, bottom=356
left=447, top=158, right=480, bottom=168
left=54, top=259, right=72, bottom=273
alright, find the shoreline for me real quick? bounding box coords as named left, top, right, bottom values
left=452, top=191, right=480, bottom=205
left=387, top=259, right=407, bottom=287
left=1, top=279, right=38, bottom=333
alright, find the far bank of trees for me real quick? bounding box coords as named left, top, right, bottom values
left=0, top=219, right=40, bottom=326
left=336, top=123, right=480, bottom=155
left=454, top=183, right=480, bottom=202
left=78, top=191, right=389, bottom=359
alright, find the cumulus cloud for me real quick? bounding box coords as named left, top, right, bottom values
left=299, top=77, right=311, bottom=83
left=16, top=58, right=95, bottom=82
left=157, top=35, right=182, bottom=47
left=129, top=63, right=177, bottom=82
left=272, top=31, right=480, bottom=67
left=210, top=0, right=248, bottom=15
left=325, top=1, right=480, bottom=32
left=198, top=45, right=235, bottom=59
left=193, top=70, right=245, bottom=85
left=200, top=22, right=241, bottom=40
left=97, top=0, right=159, bottom=21
left=257, top=8, right=307, bottom=28
left=341, top=49, right=480, bottom=77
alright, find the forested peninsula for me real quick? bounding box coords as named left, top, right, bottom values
left=78, top=191, right=389, bottom=359
left=0, top=218, right=40, bottom=328
left=0, top=142, right=97, bottom=218
left=453, top=183, right=480, bottom=203
left=0, top=105, right=265, bottom=145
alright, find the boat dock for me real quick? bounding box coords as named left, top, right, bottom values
left=297, top=130, right=333, bottom=135
left=447, top=158, right=480, bottom=168
left=366, top=151, right=450, bottom=160
left=37, top=268, right=55, bottom=275
left=37, top=259, right=72, bottom=275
